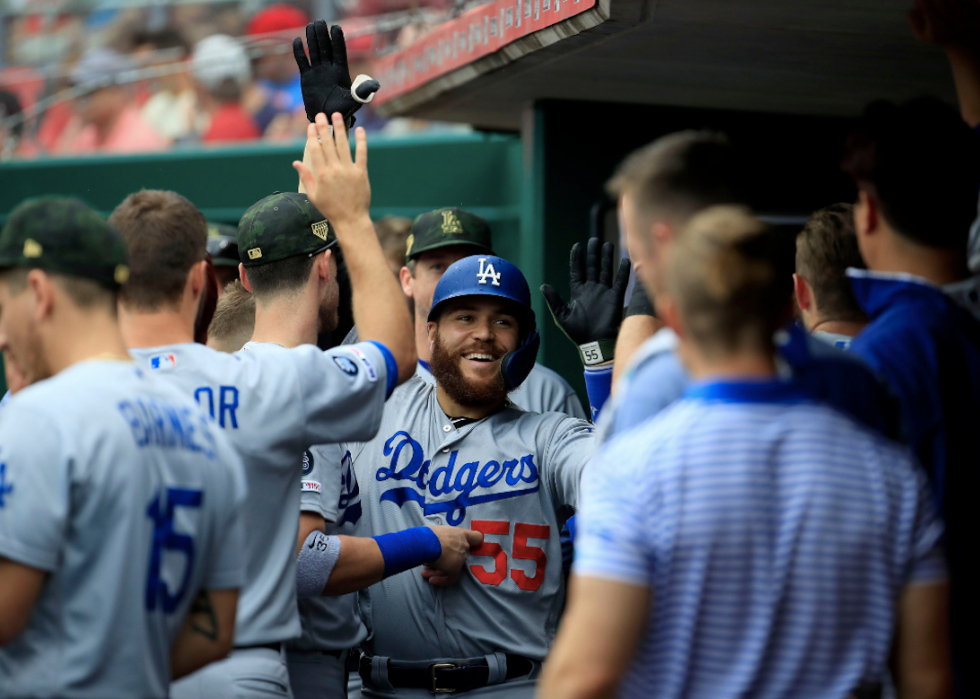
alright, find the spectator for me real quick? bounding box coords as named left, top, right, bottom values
left=192, top=34, right=260, bottom=143
left=134, top=29, right=197, bottom=142
left=0, top=90, right=24, bottom=159
left=373, top=215, right=413, bottom=276
left=842, top=95, right=980, bottom=697
left=245, top=3, right=308, bottom=135
left=56, top=48, right=169, bottom=155
left=793, top=203, right=867, bottom=348
left=539, top=206, right=952, bottom=699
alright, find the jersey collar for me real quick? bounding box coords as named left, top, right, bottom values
left=684, top=378, right=809, bottom=404
left=847, top=268, right=950, bottom=321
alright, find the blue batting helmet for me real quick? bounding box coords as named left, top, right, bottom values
left=427, top=255, right=540, bottom=390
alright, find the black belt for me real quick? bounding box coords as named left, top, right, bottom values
left=359, top=654, right=535, bottom=694
left=234, top=642, right=282, bottom=652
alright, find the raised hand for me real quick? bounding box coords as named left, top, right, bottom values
left=293, top=21, right=381, bottom=129
left=541, top=237, right=631, bottom=366
left=293, top=113, right=370, bottom=231
left=420, top=526, right=484, bottom=586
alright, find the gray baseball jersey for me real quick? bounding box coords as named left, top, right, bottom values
left=344, top=377, right=594, bottom=662
left=129, top=340, right=390, bottom=647
left=0, top=360, right=247, bottom=699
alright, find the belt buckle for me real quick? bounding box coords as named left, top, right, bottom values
left=428, top=662, right=459, bottom=694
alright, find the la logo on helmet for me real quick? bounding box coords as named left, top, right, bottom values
left=477, top=258, right=502, bottom=287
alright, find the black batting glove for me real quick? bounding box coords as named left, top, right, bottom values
left=293, top=21, right=381, bottom=129
left=624, top=278, right=656, bottom=318
left=541, top=237, right=631, bottom=366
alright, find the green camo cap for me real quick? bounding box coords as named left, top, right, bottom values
left=0, top=196, right=129, bottom=289
left=237, top=192, right=336, bottom=268
left=406, top=208, right=493, bottom=261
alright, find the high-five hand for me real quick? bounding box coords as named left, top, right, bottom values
left=293, top=21, right=380, bottom=129
left=293, top=113, right=370, bottom=232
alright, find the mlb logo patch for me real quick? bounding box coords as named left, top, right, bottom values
left=149, top=353, right=177, bottom=371
left=333, top=356, right=359, bottom=376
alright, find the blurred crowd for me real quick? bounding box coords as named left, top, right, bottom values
left=0, top=0, right=468, bottom=160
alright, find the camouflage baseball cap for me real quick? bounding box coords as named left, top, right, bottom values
left=237, top=192, right=336, bottom=268
left=0, top=196, right=129, bottom=289
left=406, top=207, right=493, bottom=261
left=207, top=222, right=240, bottom=268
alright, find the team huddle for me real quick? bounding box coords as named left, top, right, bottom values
left=2, top=15, right=980, bottom=699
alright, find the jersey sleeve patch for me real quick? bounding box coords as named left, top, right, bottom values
left=333, top=356, right=359, bottom=376
left=349, top=347, right=378, bottom=383
left=302, top=450, right=314, bottom=476
left=301, top=480, right=322, bottom=493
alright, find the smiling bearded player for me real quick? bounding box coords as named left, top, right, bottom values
left=313, top=254, right=596, bottom=697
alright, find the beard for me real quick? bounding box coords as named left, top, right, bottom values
left=429, top=331, right=512, bottom=409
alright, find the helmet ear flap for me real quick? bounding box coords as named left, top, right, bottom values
left=500, top=329, right=540, bottom=390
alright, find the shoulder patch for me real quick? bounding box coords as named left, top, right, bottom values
left=302, top=449, right=314, bottom=475
left=148, top=353, right=177, bottom=370
left=349, top=347, right=378, bottom=383
left=333, top=356, right=358, bottom=376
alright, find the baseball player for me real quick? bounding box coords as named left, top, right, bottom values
left=207, top=222, right=242, bottom=293
left=0, top=197, right=248, bottom=698
left=113, top=117, right=478, bottom=699
left=318, top=253, right=596, bottom=698
left=286, top=236, right=629, bottom=699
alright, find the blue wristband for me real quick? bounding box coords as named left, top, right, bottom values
left=372, top=526, right=442, bottom=579
left=583, top=364, right=613, bottom=422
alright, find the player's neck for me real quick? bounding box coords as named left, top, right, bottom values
left=251, top=293, right=319, bottom=348
left=415, top=311, right=431, bottom=363
left=435, top=384, right=507, bottom=421
left=809, top=317, right=866, bottom=339
left=681, top=343, right=777, bottom=382
left=118, top=305, right=195, bottom=348
left=47, top=312, right=131, bottom=374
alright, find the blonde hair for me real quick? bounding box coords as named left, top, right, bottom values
left=207, top=280, right=255, bottom=353
left=666, top=206, right=794, bottom=357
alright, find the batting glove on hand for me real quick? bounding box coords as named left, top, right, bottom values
left=541, top=237, right=631, bottom=366
left=293, top=21, right=381, bottom=129
left=624, top=277, right=656, bottom=318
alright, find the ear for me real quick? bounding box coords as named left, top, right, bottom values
left=190, top=260, right=207, bottom=298
left=317, top=249, right=334, bottom=283
left=27, top=269, right=55, bottom=322
left=651, top=221, right=674, bottom=248
left=240, top=264, right=253, bottom=292
left=400, top=266, right=414, bottom=298
left=793, top=273, right=811, bottom=311
left=426, top=320, right=437, bottom=348
left=854, top=190, right=878, bottom=238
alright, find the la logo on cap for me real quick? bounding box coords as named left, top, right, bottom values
left=477, top=258, right=501, bottom=287
left=441, top=210, right=463, bottom=235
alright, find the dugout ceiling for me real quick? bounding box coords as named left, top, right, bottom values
left=374, top=0, right=959, bottom=128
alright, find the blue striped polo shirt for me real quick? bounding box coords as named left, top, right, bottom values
left=575, top=379, right=945, bottom=699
